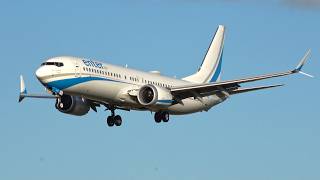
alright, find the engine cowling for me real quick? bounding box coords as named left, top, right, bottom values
left=55, top=95, right=90, bottom=116
left=137, top=84, right=174, bottom=106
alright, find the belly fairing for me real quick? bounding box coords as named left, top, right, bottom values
left=167, top=95, right=227, bottom=115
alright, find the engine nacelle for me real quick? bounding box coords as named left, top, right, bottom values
left=137, top=84, right=174, bottom=106
left=55, top=95, right=90, bottom=116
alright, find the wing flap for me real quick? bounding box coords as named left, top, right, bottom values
left=228, top=84, right=284, bottom=95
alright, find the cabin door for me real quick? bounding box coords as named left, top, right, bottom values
left=75, top=61, right=81, bottom=77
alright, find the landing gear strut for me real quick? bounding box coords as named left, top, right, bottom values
left=106, top=107, right=122, bottom=127
left=154, top=111, right=169, bottom=123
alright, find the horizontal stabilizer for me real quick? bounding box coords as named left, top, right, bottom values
left=229, top=84, right=284, bottom=95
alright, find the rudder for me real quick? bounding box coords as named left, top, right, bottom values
left=183, top=25, right=225, bottom=83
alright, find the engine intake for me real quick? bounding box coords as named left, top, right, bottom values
left=137, top=84, right=173, bottom=106
left=137, top=85, right=158, bottom=105
left=55, top=95, right=90, bottom=116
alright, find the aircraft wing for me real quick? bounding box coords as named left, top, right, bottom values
left=171, top=50, right=312, bottom=99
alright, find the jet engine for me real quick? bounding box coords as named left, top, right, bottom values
left=137, top=84, right=174, bottom=106
left=55, top=95, right=90, bottom=116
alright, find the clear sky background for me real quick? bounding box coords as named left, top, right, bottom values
left=0, top=0, right=319, bottom=179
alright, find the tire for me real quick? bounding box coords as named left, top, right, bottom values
left=114, top=115, right=122, bottom=126
left=107, top=116, right=115, bottom=127
left=154, top=112, right=162, bottom=123
left=162, top=112, right=169, bottom=122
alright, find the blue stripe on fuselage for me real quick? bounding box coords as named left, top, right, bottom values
left=46, top=76, right=126, bottom=90
left=157, top=99, right=174, bottom=104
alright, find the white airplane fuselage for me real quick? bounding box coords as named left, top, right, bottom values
left=20, top=25, right=311, bottom=127
left=35, top=56, right=227, bottom=115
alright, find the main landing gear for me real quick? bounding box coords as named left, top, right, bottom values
left=105, top=106, right=170, bottom=127
left=154, top=111, right=170, bottom=123
left=106, top=108, right=122, bottom=127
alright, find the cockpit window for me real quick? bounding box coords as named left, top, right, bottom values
left=56, top=62, right=64, bottom=67
left=41, top=62, right=64, bottom=67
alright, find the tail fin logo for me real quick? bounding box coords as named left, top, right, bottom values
left=210, top=50, right=223, bottom=82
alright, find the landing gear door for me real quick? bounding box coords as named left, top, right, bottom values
left=75, top=61, right=81, bottom=77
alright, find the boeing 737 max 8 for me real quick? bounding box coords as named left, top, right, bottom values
left=19, top=25, right=312, bottom=127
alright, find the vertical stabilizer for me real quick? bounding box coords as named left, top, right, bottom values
left=183, top=25, right=225, bottom=83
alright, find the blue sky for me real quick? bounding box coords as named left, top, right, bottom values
left=0, top=0, right=319, bottom=179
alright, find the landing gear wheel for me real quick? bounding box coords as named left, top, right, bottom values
left=114, top=115, right=122, bottom=126
left=162, top=112, right=169, bottom=122
left=106, top=116, right=115, bottom=127
left=154, top=112, right=170, bottom=123
left=154, top=112, right=162, bottom=123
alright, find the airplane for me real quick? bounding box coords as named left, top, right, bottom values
left=18, top=25, right=312, bottom=127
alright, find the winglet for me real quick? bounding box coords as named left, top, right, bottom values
left=19, top=75, right=27, bottom=102
left=294, top=49, right=311, bottom=73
